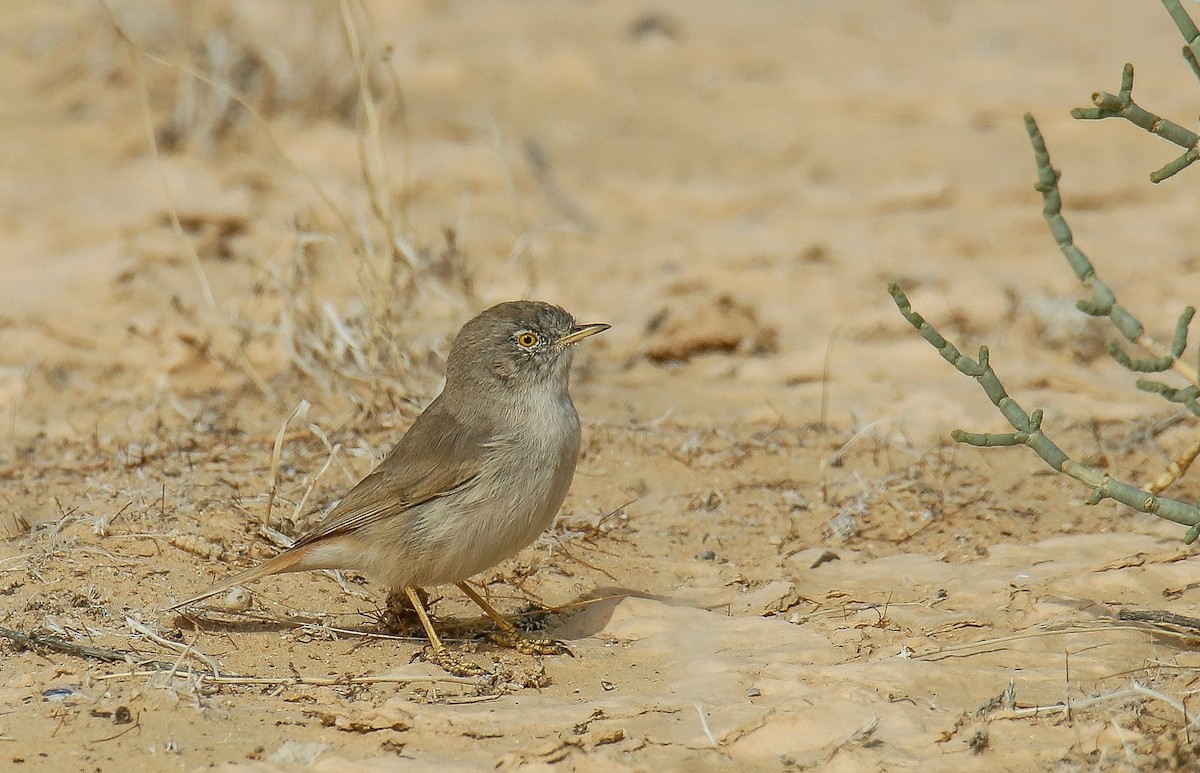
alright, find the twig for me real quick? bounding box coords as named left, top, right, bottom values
left=889, top=284, right=1200, bottom=540
left=92, top=671, right=479, bottom=687
left=0, top=626, right=173, bottom=670
left=1118, top=608, right=1200, bottom=632
left=292, top=440, right=339, bottom=524
left=91, top=712, right=142, bottom=743
left=339, top=0, right=407, bottom=283
left=694, top=703, right=718, bottom=747
left=996, top=682, right=1191, bottom=723
left=1071, top=62, right=1200, bottom=182
left=820, top=716, right=879, bottom=765
left=1148, top=436, right=1200, bottom=495
left=339, top=0, right=423, bottom=358
left=917, top=620, right=1200, bottom=663
left=308, top=422, right=358, bottom=484
left=265, top=400, right=310, bottom=528
left=524, top=139, right=596, bottom=231
left=820, top=321, right=845, bottom=431
left=125, top=617, right=221, bottom=677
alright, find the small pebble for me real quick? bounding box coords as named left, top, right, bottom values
left=221, top=586, right=253, bottom=612
left=746, top=687, right=761, bottom=698
left=42, top=687, right=74, bottom=702
left=697, top=550, right=716, bottom=561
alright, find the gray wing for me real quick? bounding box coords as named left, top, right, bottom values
left=291, top=397, right=496, bottom=548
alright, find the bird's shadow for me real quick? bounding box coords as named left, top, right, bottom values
left=167, top=584, right=665, bottom=642
left=544, top=585, right=662, bottom=640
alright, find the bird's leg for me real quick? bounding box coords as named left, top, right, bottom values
left=403, top=586, right=488, bottom=677
left=456, top=581, right=571, bottom=657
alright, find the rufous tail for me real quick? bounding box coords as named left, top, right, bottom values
left=169, top=547, right=309, bottom=610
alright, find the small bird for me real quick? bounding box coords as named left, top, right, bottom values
left=173, top=300, right=609, bottom=675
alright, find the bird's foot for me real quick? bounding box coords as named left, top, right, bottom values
left=423, top=646, right=491, bottom=678
left=487, top=628, right=573, bottom=657
left=381, top=588, right=429, bottom=635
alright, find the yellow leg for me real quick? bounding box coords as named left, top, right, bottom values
left=456, top=582, right=570, bottom=657
left=404, top=586, right=487, bottom=677
left=456, top=582, right=519, bottom=632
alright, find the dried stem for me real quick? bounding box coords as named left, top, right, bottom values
left=1148, top=436, right=1200, bottom=494
left=0, top=625, right=173, bottom=670
left=0, top=626, right=480, bottom=689
left=100, top=0, right=274, bottom=399
left=93, top=671, right=479, bottom=688
left=264, top=400, right=310, bottom=528
left=99, top=1, right=354, bottom=235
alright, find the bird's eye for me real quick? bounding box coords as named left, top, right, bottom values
left=515, top=331, right=539, bottom=348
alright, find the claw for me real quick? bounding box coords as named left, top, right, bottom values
left=488, top=628, right=572, bottom=657
left=425, top=646, right=490, bottom=677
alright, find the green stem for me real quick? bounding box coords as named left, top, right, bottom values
left=1070, top=63, right=1200, bottom=183
left=1161, top=0, right=1200, bottom=82
left=888, top=284, right=1200, bottom=540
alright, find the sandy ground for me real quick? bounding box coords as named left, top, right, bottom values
left=3, top=1, right=1200, bottom=771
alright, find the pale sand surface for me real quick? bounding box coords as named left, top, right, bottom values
left=2, top=2, right=1200, bottom=771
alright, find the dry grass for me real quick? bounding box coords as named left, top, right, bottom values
left=6, top=404, right=1200, bottom=765
left=109, top=1, right=396, bottom=150
left=100, top=0, right=484, bottom=415
left=8, top=3, right=1200, bottom=769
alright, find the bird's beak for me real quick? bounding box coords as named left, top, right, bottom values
left=557, top=323, right=610, bottom=346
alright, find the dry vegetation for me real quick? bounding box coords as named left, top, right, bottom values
left=3, top=2, right=1200, bottom=771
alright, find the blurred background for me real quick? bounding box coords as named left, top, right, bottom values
left=2, top=0, right=1198, bottom=440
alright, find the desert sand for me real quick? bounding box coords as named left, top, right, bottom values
left=3, top=2, right=1200, bottom=771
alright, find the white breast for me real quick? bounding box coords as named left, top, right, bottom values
left=384, top=385, right=583, bottom=587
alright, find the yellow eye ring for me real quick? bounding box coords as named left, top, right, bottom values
left=516, top=331, right=539, bottom=348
